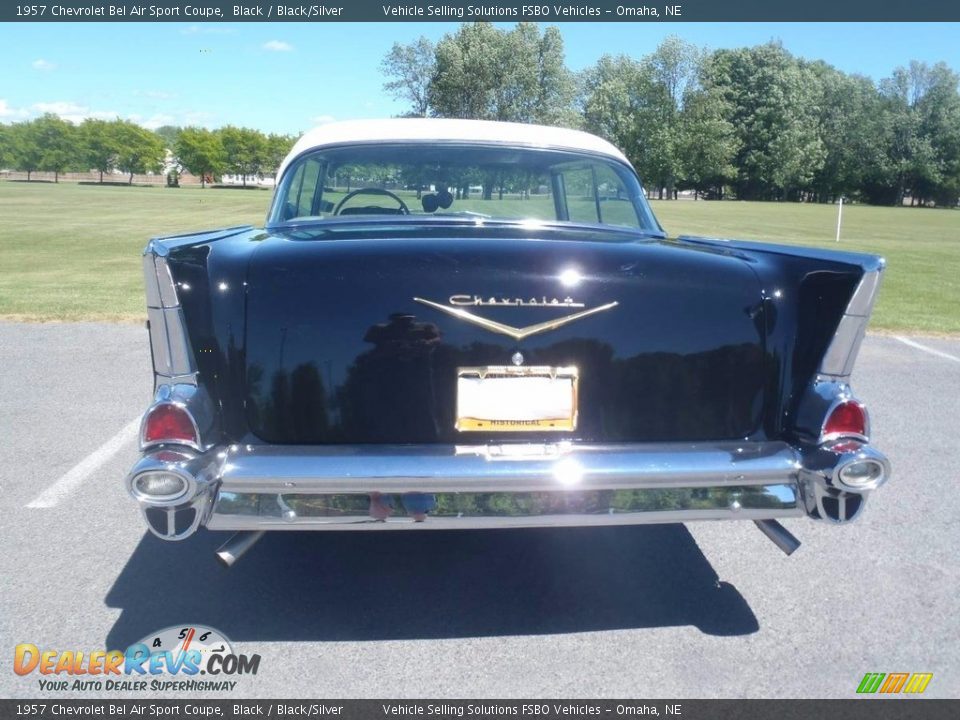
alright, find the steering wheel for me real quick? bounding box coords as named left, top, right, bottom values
left=333, top=188, right=410, bottom=216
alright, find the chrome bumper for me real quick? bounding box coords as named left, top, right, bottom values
left=122, top=439, right=893, bottom=541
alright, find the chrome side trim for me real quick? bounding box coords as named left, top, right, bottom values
left=819, top=263, right=884, bottom=380
left=143, top=241, right=197, bottom=387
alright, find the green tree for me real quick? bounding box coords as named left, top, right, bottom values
left=219, top=126, right=267, bottom=186
left=427, top=23, right=575, bottom=127
left=677, top=80, right=739, bottom=199
left=8, top=121, right=43, bottom=180
left=34, top=113, right=75, bottom=183
left=264, top=133, right=297, bottom=178
left=706, top=43, right=826, bottom=200
left=381, top=36, right=435, bottom=117
left=580, top=55, right=657, bottom=190
left=113, top=120, right=165, bottom=184
left=0, top=124, right=9, bottom=169
left=175, top=127, right=224, bottom=188
left=153, top=125, right=181, bottom=151
left=81, top=118, right=120, bottom=183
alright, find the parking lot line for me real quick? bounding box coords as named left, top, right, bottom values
left=893, top=336, right=960, bottom=364
left=25, top=418, right=140, bottom=509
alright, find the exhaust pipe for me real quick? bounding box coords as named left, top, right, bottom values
left=215, top=531, right=265, bottom=568
left=753, top=520, right=801, bottom=556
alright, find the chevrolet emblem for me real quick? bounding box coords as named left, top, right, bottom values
left=413, top=297, right=618, bottom=341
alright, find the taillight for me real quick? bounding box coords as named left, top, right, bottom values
left=142, top=403, right=199, bottom=449
left=822, top=400, right=868, bottom=442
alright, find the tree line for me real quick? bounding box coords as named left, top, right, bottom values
left=2, top=24, right=957, bottom=206
left=0, top=117, right=296, bottom=187
left=382, top=24, right=960, bottom=206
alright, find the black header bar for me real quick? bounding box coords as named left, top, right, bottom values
left=3, top=0, right=960, bottom=23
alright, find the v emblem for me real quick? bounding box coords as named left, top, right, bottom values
left=413, top=297, right=618, bottom=341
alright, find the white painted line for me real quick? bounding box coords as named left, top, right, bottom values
left=26, top=418, right=141, bottom=509
left=893, top=336, right=960, bottom=364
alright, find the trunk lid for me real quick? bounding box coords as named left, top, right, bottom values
left=244, top=232, right=767, bottom=444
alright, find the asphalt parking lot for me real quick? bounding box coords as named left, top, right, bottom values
left=0, top=322, right=957, bottom=699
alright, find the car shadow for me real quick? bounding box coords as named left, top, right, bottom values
left=104, top=524, right=757, bottom=649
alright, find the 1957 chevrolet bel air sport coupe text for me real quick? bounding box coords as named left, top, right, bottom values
left=125, top=119, right=890, bottom=566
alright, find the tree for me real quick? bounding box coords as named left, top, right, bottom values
left=705, top=43, right=826, bottom=200
left=0, top=124, right=9, bottom=169
left=153, top=125, right=181, bottom=151
left=175, top=127, right=224, bottom=188
left=264, top=133, right=297, bottom=178
left=219, top=126, right=267, bottom=186
left=113, top=120, right=165, bottom=184
left=677, top=81, right=739, bottom=199
left=581, top=54, right=679, bottom=195
left=427, top=23, right=575, bottom=126
left=381, top=36, right=435, bottom=117
left=34, top=113, right=75, bottom=182
left=8, top=121, right=43, bottom=180
left=81, top=118, right=120, bottom=183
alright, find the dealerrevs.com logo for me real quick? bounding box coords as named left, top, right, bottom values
left=14, top=625, right=260, bottom=692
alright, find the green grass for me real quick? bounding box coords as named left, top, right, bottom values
left=0, top=181, right=957, bottom=331
left=650, top=200, right=960, bottom=333
left=0, top=182, right=270, bottom=321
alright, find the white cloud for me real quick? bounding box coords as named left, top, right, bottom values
left=180, top=25, right=235, bottom=35
left=0, top=99, right=28, bottom=118
left=139, top=114, right=177, bottom=130
left=262, top=40, right=293, bottom=52
left=311, top=114, right=336, bottom=125
left=134, top=90, right=176, bottom=100
left=31, top=101, right=117, bottom=124
left=32, top=59, right=57, bottom=71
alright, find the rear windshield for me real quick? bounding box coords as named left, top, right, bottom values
left=269, top=143, right=659, bottom=233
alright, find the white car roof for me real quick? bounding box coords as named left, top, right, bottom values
left=276, top=118, right=630, bottom=182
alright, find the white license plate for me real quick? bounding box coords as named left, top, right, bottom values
left=456, top=366, right=578, bottom=432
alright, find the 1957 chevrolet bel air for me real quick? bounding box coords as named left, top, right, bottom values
left=125, top=118, right=890, bottom=566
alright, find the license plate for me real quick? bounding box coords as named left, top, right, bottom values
left=456, top=366, right=578, bottom=432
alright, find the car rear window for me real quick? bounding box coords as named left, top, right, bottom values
left=269, top=143, right=659, bottom=233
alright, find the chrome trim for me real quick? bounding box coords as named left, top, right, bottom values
left=143, top=241, right=198, bottom=388
left=213, top=441, right=802, bottom=496
left=819, top=263, right=884, bottom=380
left=206, top=484, right=804, bottom=531
left=154, top=256, right=180, bottom=309
left=126, top=439, right=892, bottom=538
left=125, top=448, right=223, bottom=540
left=413, top=297, right=619, bottom=341
left=800, top=440, right=890, bottom=498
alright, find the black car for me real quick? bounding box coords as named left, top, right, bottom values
left=125, top=118, right=890, bottom=566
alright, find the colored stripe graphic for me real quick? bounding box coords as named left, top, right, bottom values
left=903, top=673, right=933, bottom=694
left=857, top=673, right=885, bottom=693
left=880, top=673, right=909, bottom=693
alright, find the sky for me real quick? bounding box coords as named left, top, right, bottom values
left=2, top=22, right=959, bottom=134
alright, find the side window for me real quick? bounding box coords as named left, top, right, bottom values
left=563, top=167, right=599, bottom=224
left=594, top=164, right=641, bottom=228
left=281, top=158, right=323, bottom=220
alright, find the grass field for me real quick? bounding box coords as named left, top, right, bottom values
left=0, top=181, right=958, bottom=331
